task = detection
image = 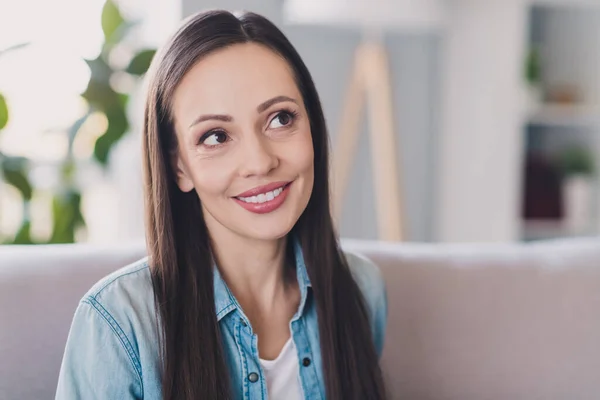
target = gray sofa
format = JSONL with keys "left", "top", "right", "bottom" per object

{"left": 1, "top": 237, "right": 600, "bottom": 399}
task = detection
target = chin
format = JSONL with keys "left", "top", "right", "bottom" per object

{"left": 242, "top": 218, "right": 297, "bottom": 242}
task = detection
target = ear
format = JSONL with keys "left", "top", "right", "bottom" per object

{"left": 172, "top": 152, "right": 195, "bottom": 193}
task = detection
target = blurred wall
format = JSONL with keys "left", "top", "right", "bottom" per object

{"left": 181, "top": 0, "right": 441, "bottom": 241}
{"left": 435, "top": 0, "right": 527, "bottom": 243}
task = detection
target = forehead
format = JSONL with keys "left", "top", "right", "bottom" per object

{"left": 172, "top": 43, "right": 300, "bottom": 121}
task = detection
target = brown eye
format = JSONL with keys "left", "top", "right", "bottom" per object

{"left": 269, "top": 111, "right": 294, "bottom": 129}
{"left": 201, "top": 130, "right": 229, "bottom": 146}
{"left": 214, "top": 132, "right": 228, "bottom": 143}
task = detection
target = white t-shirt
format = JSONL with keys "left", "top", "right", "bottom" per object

{"left": 259, "top": 338, "right": 304, "bottom": 400}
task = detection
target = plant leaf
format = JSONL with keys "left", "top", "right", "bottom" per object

{"left": 0, "top": 42, "right": 29, "bottom": 58}
{"left": 82, "top": 79, "right": 120, "bottom": 110}
{"left": 67, "top": 111, "right": 92, "bottom": 150}
{"left": 49, "top": 190, "right": 85, "bottom": 243}
{"left": 102, "top": 21, "right": 137, "bottom": 52}
{"left": 85, "top": 54, "right": 113, "bottom": 85}
{"left": 560, "top": 147, "right": 596, "bottom": 176}
{"left": 101, "top": 0, "right": 125, "bottom": 45}
{"left": 1, "top": 156, "right": 32, "bottom": 200}
{"left": 0, "top": 93, "right": 8, "bottom": 130}
{"left": 118, "top": 93, "right": 129, "bottom": 108}
{"left": 126, "top": 49, "right": 156, "bottom": 75}
{"left": 93, "top": 106, "right": 129, "bottom": 165}
{"left": 12, "top": 220, "right": 33, "bottom": 244}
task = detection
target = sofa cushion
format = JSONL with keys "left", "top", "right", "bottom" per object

{"left": 345, "top": 238, "right": 600, "bottom": 399}
{"left": 1, "top": 237, "right": 600, "bottom": 400}
{"left": 0, "top": 242, "right": 146, "bottom": 400}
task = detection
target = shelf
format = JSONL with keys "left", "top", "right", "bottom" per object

{"left": 531, "top": 0, "right": 600, "bottom": 8}
{"left": 526, "top": 104, "right": 600, "bottom": 127}
{"left": 521, "top": 219, "right": 597, "bottom": 240}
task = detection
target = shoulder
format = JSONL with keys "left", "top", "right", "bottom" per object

{"left": 343, "top": 251, "right": 388, "bottom": 356}
{"left": 84, "top": 256, "right": 152, "bottom": 303}
{"left": 77, "top": 256, "right": 157, "bottom": 351}
{"left": 58, "top": 258, "right": 154, "bottom": 397}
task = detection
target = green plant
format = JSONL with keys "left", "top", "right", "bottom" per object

{"left": 0, "top": 0, "right": 155, "bottom": 244}
{"left": 81, "top": 0, "right": 156, "bottom": 166}
{"left": 0, "top": 43, "right": 35, "bottom": 244}
{"left": 559, "top": 146, "right": 596, "bottom": 177}
{"left": 525, "top": 47, "right": 542, "bottom": 86}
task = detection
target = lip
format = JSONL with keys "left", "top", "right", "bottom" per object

{"left": 233, "top": 181, "right": 292, "bottom": 214}
{"left": 234, "top": 181, "right": 291, "bottom": 198}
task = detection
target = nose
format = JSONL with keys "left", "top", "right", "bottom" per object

{"left": 238, "top": 133, "right": 279, "bottom": 178}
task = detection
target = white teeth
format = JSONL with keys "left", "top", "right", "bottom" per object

{"left": 238, "top": 186, "right": 285, "bottom": 204}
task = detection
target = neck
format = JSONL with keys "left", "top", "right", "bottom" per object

{"left": 209, "top": 227, "right": 296, "bottom": 314}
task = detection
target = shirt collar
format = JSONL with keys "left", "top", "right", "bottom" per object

{"left": 213, "top": 236, "right": 312, "bottom": 322}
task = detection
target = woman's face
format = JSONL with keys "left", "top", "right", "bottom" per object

{"left": 171, "top": 43, "right": 314, "bottom": 242}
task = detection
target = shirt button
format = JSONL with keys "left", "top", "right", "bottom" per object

{"left": 302, "top": 357, "right": 311, "bottom": 367}
{"left": 248, "top": 372, "right": 259, "bottom": 383}
{"left": 239, "top": 318, "right": 247, "bottom": 327}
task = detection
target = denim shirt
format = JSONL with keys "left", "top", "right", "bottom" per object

{"left": 55, "top": 241, "right": 387, "bottom": 399}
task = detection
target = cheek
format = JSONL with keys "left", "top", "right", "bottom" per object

{"left": 290, "top": 130, "right": 314, "bottom": 174}
{"left": 190, "top": 157, "right": 235, "bottom": 197}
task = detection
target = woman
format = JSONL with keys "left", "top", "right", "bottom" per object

{"left": 56, "top": 10, "right": 387, "bottom": 400}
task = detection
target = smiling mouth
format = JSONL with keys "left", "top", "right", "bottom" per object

{"left": 235, "top": 182, "right": 291, "bottom": 204}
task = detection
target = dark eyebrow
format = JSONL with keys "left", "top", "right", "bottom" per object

{"left": 188, "top": 96, "right": 297, "bottom": 129}
{"left": 257, "top": 95, "right": 298, "bottom": 113}
{"left": 189, "top": 114, "right": 232, "bottom": 129}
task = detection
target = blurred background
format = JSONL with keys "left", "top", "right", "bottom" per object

{"left": 0, "top": 0, "right": 599, "bottom": 245}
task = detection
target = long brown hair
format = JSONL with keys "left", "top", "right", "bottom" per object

{"left": 142, "top": 10, "right": 386, "bottom": 400}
